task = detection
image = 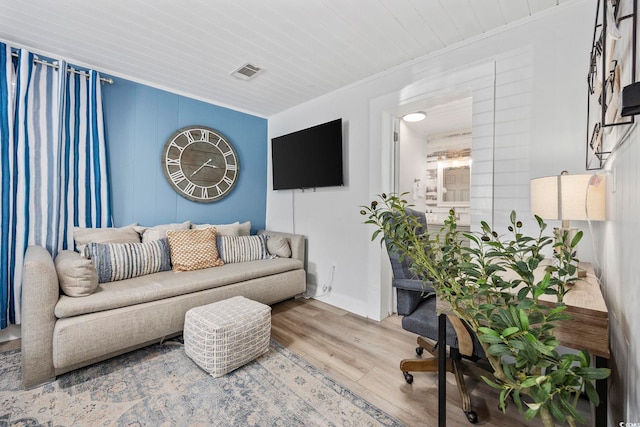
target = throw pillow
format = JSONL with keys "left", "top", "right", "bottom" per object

{"left": 55, "top": 250, "right": 99, "bottom": 297}
{"left": 166, "top": 228, "right": 224, "bottom": 272}
{"left": 266, "top": 236, "right": 292, "bottom": 258}
{"left": 237, "top": 221, "right": 251, "bottom": 236}
{"left": 134, "top": 221, "right": 191, "bottom": 243}
{"left": 192, "top": 221, "right": 251, "bottom": 236}
{"left": 73, "top": 224, "right": 140, "bottom": 254}
{"left": 218, "top": 235, "right": 269, "bottom": 263}
{"left": 83, "top": 237, "right": 172, "bottom": 283}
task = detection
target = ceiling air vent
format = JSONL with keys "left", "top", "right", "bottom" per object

{"left": 231, "top": 63, "right": 263, "bottom": 80}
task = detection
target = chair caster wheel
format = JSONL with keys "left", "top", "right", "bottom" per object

{"left": 415, "top": 346, "right": 424, "bottom": 356}
{"left": 403, "top": 372, "right": 413, "bottom": 384}
{"left": 464, "top": 411, "right": 478, "bottom": 424}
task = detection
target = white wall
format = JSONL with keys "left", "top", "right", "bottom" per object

{"left": 398, "top": 122, "right": 428, "bottom": 213}
{"left": 267, "top": 0, "right": 593, "bottom": 317}
{"left": 593, "top": 0, "right": 640, "bottom": 420}
{"left": 267, "top": 2, "right": 640, "bottom": 420}
{"left": 599, "top": 119, "right": 640, "bottom": 423}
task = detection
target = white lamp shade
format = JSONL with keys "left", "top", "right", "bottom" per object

{"left": 530, "top": 174, "right": 606, "bottom": 221}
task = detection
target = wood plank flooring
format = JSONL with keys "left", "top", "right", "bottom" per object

{"left": 271, "top": 297, "right": 590, "bottom": 427}
{"left": 0, "top": 297, "right": 590, "bottom": 426}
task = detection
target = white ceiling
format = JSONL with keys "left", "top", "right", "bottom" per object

{"left": 0, "top": 0, "right": 569, "bottom": 117}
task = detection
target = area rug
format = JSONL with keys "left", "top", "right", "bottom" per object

{"left": 0, "top": 339, "right": 403, "bottom": 426}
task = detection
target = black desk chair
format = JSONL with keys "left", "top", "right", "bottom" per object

{"left": 387, "top": 209, "right": 488, "bottom": 424}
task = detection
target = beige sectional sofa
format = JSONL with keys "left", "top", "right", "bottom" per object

{"left": 21, "top": 230, "right": 306, "bottom": 389}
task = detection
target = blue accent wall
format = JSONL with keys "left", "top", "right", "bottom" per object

{"left": 102, "top": 78, "right": 267, "bottom": 232}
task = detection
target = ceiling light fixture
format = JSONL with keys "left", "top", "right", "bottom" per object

{"left": 402, "top": 111, "right": 426, "bottom": 122}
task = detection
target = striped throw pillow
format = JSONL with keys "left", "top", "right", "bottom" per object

{"left": 84, "top": 238, "right": 172, "bottom": 283}
{"left": 218, "top": 235, "right": 269, "bottom": 263}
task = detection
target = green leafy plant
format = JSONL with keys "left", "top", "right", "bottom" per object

{"left": 361, "top": 193, "right": 610, "bottom": 427}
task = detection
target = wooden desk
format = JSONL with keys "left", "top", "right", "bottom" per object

{"left": 436, "top": 262, "right": 609, "bottom": 427}
{"left": 533, "top": 262, "right": 609, "bottom": 427}
{"left": 534, "top": 262, "right": 609, "bottom": 359}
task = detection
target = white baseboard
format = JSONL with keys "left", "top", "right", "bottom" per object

{"left": 311, "top": 292, "right": 369, "bottom": 319}
{"left": 0, "top": 324, "right": 21, "bottom": 343}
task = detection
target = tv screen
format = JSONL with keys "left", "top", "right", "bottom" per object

{"left": 271, "top": 118, "right": 343, "bottom": 190}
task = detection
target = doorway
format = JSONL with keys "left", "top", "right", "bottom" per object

{"left": 395, "top": 95, "right": 472, "bottom": 221}
{"left": 366, "top": 61, "right": 496, "bottom": 321}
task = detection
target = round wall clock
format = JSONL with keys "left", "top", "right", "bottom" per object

{"left": 161, "top": 125, "right": 239, "bottom": 203}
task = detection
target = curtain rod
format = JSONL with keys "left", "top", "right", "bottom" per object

{"left": 10, "top": 52, "right": 113, "bottom": 85}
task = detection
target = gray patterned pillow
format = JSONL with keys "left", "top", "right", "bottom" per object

{"left": 84, "top": 237, "right": 172, "bottom": 283}
{"left": 217, "top": 235, "right": 269, "bottom": 263}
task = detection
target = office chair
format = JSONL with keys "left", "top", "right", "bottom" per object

{"left": 386, "top": 209, "right": 490, "bottom": 424}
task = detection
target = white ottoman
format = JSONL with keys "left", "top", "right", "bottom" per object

{"left": 184, "top": 296, "right": 271, "bottom": 377}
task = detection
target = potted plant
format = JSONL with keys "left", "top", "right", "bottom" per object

{"left": 361, "top": 193, "right": 610, "bottom": 427}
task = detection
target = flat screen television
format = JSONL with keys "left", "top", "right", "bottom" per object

{"left": 271, "top": 118, "right": 343, "bottom": 190}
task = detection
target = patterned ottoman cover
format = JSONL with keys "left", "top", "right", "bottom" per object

{"left": 184, "top": 296, "right": 271, "bottom": 377}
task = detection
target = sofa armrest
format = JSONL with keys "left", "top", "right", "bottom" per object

{"left": 21, "top": 245, "right": 59, "bottom": 388}
{"left": 257, "top": 230, "right": 306, "bottom": 264}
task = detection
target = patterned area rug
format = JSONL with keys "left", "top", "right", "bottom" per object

{"left": 0, "top": 339, "right": 403, "bottom": 426}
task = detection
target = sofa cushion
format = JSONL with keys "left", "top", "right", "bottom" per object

{"left": 73, "top": 224, "right": 140, "bottom": 254}
{"left": 166, "top": 228, "right": 224, "bottom": 271}
{"left": 55, "top": 250, "right": 99, "bottom": 297}
{"left": 54, "top": 257, "right": 304, "bottom": 318}
{"left": 192, "top": 221, "right": 251, "bottom": 236}
{"left": 218, "top": 235, "right": 269, "bottom": 263}
{"left": 84, "top": 238, "right": 172, "bottom": 283}
{"left": 134, "top": 221, "right": 191, "bottom": 243}
{"left": 266, "top": 236, "right": 292, "bottom": 258}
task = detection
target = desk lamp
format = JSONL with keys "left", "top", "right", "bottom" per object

{"left": 530, "top": 171, "right": 606, "bottom": 258}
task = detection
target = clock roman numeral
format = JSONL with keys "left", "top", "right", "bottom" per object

{"left": 170, "top": 141, "right": 185, "bottom": 152}
{"left": 169, "top": 169, "right": 186, "bottom": 185}
{"left": 222, "top": 150, "right": 234, "bottom": 158}
{"left": 226, "top": 163, "right": 237, "bottom": 171}
{"left": 199, "top": 129, "right": 209, "bottom": 141}
{"left": 201, "top": 186, "right": 209, "bottom": 199}
{"left": 222, "top": 176, "right": 234, "bottom": 187}
{"left": 166, "top": 158, "right": 180, "bottom": 166}
{"left": 183, "top": 181, "right": 196, "bottom": 196}
{"left": 185, "top": 131, "right": 196, "bottom": 144}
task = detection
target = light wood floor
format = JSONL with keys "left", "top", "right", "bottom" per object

{"left": 271, "top": 297, "right": 590, "bottom": 427}
{"left": 1, "top": 297, "right": 589, "bottom": 426}
{"left": 0, "top": 338, "right": 20, "bottom": 352}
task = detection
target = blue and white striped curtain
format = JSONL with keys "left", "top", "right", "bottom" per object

{"left": 60, "top": 68, "right": 112, "bottom": 247}
{"left": 0, "top": 43, "right": 111, "bottom": 329}
{"left": 0, "top": 44, "right": 15, "bottom": 330}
